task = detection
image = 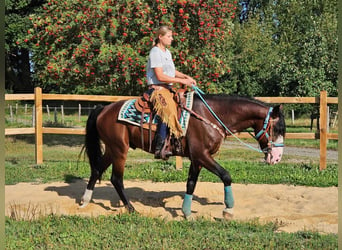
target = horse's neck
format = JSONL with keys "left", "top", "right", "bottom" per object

{"left": 210, "top": 99, "right": 267, "bottom": 133}
{"left": 231, "top": 103, "right": 267, "bottom": 133}
{"left": 194, "top": 96, "right": 268, "bottom": 133}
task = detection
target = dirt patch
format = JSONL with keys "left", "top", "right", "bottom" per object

{"left": 5, "top": 179, "right": 337, "bottom": 234}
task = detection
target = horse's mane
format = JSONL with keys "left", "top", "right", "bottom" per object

{"left": 197, "top": 93, "right": 286, "bottom": 136}
{"left": 200, "top": 93, "right": 269, "bottom": 107}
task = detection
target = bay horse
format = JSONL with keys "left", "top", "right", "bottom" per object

{"left": 81, "top": 93, "right": 286, "bottom": 218}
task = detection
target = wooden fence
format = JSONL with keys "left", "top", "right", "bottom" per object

{"left": 5, "top": 87, "right": 338, "bottom": 170}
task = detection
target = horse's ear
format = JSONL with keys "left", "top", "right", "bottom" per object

{"left": 271, "top": 105, "right": 283, "bottom": 118}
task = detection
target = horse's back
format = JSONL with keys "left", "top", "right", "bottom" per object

{"left": 96, "top": 101, "right": 130, "bottom": 143}
{"left": 97, "top": 100, "right": 125, "bottom": 122}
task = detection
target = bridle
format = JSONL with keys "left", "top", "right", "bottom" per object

{"left": 188, "top": 86, "right": 285, "bottom": 154}
{"left": 254, "top": 107, "right": 284, "bottom": 154}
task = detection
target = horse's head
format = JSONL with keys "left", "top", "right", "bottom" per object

{"left": 255, "top": 105, "right": 286, "bottom": 164}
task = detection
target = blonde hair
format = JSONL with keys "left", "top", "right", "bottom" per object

{"left": 153, "top": 26, "right": 173, "bottom": 46}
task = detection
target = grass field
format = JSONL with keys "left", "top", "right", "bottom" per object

{"left": 6, "top": 214, "right": 337, "bottom": 249}
{"left": 5, "top": 134, "right": 338, "bottom": 186}
{"left": 5, "top": 133, "right": 338, "bottom": 249}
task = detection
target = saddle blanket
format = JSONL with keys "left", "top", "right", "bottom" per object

{"left": 118, "top": 91, "right": 194, "bottom": 135}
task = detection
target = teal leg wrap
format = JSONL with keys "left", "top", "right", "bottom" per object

{"left": 182, "top": 194, "right": 193, "bottom": 217}
{"left": 224, "top": 186, "right": 234, "bottom": 208}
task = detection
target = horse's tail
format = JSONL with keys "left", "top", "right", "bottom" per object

{"left": 85, "top": 105, "right": 105, "bottom": 170}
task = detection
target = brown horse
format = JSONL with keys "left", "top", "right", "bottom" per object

{"left": 81, "top": 93, "right": 286, "bottom": 218}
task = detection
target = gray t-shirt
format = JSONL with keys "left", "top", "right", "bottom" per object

{"left": 146, "top": 47, "right": 175, "bottom": 85}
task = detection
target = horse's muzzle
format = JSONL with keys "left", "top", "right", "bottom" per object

{"left": 265, "top": 146, "right": 283, "bottom": 164}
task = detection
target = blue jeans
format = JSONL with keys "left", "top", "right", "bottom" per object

{"left": 157, "top": 118, "right": 168, "bottom": 140}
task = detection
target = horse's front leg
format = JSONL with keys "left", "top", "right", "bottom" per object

{"left": 182, "top": 161, "right": 201, "bottom": 219}
{"left": 194, "top": 154, "right": 235, "bottom": 219}
{"left": 206, "top": 158, "right": 235, "bottom": 219}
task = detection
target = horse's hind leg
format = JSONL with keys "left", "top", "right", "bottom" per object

{"left": 80, "top": 150, "right": 111, "bottom": 207}
{"left": 110, "top": 157, "right": 135, "bottom": 213}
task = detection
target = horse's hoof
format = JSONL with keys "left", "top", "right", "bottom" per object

{"left": 129, "top": 209, "right": 138, "bottom": 214}
{"left": 223, "top": 208, "right": 234, "bottom": 220}
{"left": 80, "top": 189, "right": 93, "bottom": 208}
{"left": 126, "top": 205, "right": 136, "bottom": 214}
{"left": 184, "top": 214, "right": 194, "bottom": 221}
{"left": 79, "top": 199, "right": 89, "bottom": 208}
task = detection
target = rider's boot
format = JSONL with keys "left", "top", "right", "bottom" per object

{"left": 154, "top": 122, "right": 172, "bottom": 159}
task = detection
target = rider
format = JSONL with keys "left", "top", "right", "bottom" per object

{"left": 146, "top": 26, "right": 196, "bottom": 159}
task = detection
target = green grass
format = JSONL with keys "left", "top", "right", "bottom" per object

{"left": 6, "top": 214, "right": 337, "bottom": 250}
{"left": 5, "top": 158, "right": 338, "bottom": 187}
{"left": 5, "top": 135, "right": 337, "bottom": 187}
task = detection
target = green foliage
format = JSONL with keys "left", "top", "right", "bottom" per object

{"left": 6, "top": 214, "right": 337, "bottom": 249}
{"left": 5, "top": 0, "right": 37, "bottom": 50}
{"left": 270, "top": 0, "right": 337, "bottom": 97}
{"left": 5, "top": 0, "right": 45, "bottom": 92}
{"left": 218, "top": 0, "right": 337, "bottom": 97}
{"left": 218, "top": 16, "right": 278, "bottom": 95}
{"left": 22, "top": 0, "right": 237, "bottom": 95}
{"left": 7, "top": 1, "right": 338, "bottom": 97}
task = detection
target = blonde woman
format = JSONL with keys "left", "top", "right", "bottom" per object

{"left": 146, "top": 26, "right": 196, "bottom": 159}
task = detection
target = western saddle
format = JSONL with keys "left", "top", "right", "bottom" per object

{"left": 134, "top": 87, "right": 188, "bottom": 155}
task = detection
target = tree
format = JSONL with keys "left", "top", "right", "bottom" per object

{"left": 272, "top": 0, "right": 337, "bottom": 97}
{"left": 9, "top": 0, "right": 337, "bottom": 98}
{"left": 21, "top": 0, "right": 237, "bottom": 95}
{"left": 217, "top": 15, "right": 279, "bottom": 96}
{"left": 223, "top": 0, "right": 337, "bottom": 97}
{"left": 5, "top": 0, "right": 46, "bottom": 93}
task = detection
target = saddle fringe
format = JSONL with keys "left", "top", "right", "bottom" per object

{"left": 150, "top": 88, "right": 183, "bottom": 138}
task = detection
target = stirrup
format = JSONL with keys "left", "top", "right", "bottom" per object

{"left": 172, "top": 137, "right": 183, "bottom": 154}
{"left": 154, "top": 149, "right": 172, "bottom": 160}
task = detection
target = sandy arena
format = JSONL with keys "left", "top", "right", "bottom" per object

{"left": 5, "top": 179, "right": 337, "bottom": 234}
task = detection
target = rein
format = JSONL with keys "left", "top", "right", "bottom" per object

{"left": 181, "top": 105, "right": 225, "bottom": 138}
{"left": 190, "top": 86, "right": 284, "bottom": 154}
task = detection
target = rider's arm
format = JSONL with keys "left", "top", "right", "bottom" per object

{"left": 154, "top": 68, "right": 196, "bottom": 87}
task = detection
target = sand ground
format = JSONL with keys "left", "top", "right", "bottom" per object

{"left": 5, "top": 179, "right": 337, "bottom": 234}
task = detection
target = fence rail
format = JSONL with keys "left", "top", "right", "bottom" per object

{"left": 5, "top": 88, "right": 338, "bottom": 170}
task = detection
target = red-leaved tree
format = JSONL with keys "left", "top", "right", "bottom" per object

{"left": 21, "top": 0, "right": 237, "bottom": 94}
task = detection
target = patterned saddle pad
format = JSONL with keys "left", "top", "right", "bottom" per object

{"left": 118, "top": 91, "right": 194, "bottom": 134}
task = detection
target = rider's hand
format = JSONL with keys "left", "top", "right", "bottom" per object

{"left": 184, "top": 76, "right": 196, "bottom": 87}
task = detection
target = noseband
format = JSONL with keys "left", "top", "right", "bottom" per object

{"left": 254, "top": 107, "right": 284, "bottom": 153}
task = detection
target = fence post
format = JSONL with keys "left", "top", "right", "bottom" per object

{"left": 61, "top": 105, "right": 64, "bottom": 123}
{"left": 35, "top": 87, "right": 43, "bottom": 165}
{"left": 176, "top": 156, "right": 182, "bottom": 170}
{"left": 54, "top": 107, "right": 58, "bottom": 123}
{"left": 78, "top": 104, "right": 81, "bottom": 122}
{"left": 32, "top": 106, "right": 35, "bottom": 127}
{"left": 9, "top": 105, "right": 13, "bottom": 121}
{"left": 319, "top": 90, "right": 327, "bottom": 170}
{"left": 46, "top": 105, "right": 50, "bottom": 119}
